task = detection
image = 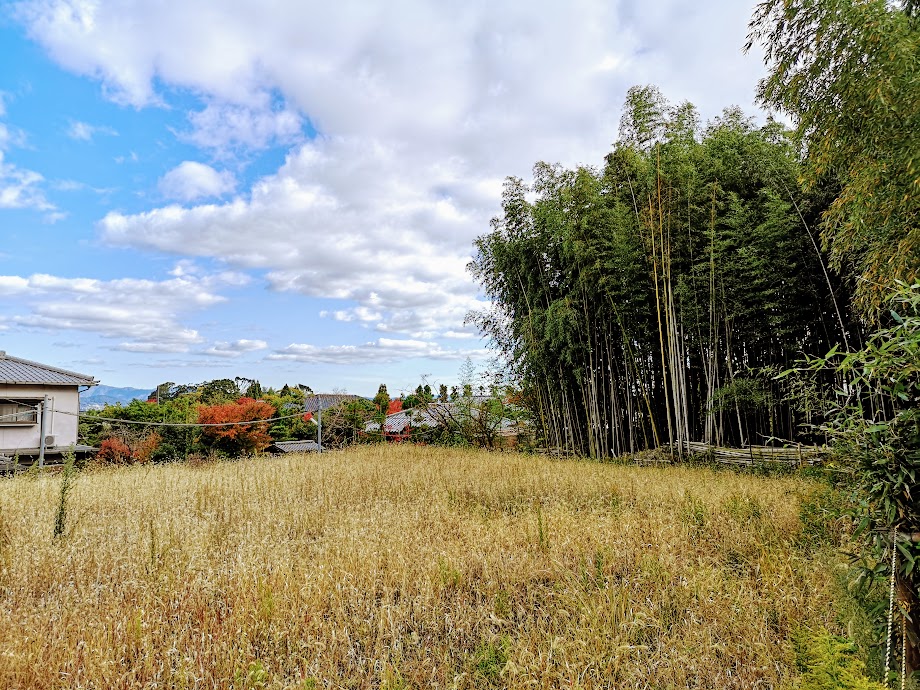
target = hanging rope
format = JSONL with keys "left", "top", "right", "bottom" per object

{"left": 885, "top": 527, "right": 899, "bottom": 686}
{"left": 901, "top": 615, "right": 907, "bottom": 690}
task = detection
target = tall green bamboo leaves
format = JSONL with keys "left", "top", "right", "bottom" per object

{"left": 790, "top": 283, "right": 920, "bottom": 673}
{"left": 748, "top": 0, "right": 920, "bottom": 318}
{"left": 470, "top": 89, "right": 854, "bottom": 456}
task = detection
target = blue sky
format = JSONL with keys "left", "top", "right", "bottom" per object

{"left": 0, "top": 0, "right": 765, "bottom": 397}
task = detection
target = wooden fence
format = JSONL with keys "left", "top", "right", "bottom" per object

{"left": 676, "top": 441, "right": 828, "bottom": 467}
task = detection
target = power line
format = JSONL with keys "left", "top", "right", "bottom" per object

{"left": 0, "top": 398, "right": 40, "bottom": 408}
{"left": 56, "top": 409, "right": 310, "bottom": 428}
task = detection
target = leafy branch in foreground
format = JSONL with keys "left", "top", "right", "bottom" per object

{"left": 784, "top": 283, "right": 920, "bottom": 677}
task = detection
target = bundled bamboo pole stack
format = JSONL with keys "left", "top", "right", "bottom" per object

{"left": 679, "top": 441, "right": 827, "bottom": 466}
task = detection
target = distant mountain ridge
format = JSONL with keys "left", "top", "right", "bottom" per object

{"left": 80, "top": 385, "right": 150, "bottom": 411}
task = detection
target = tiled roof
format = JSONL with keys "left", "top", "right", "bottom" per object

{"left": 303, "top": 394, "right": 362, "bottom": 413}
{"left": 270, "top": 440, "right": 319, "bottom": 453}
{"left": 365, "top": 402, "right": 524, "bottom": 435}
{"left": 366, "top": 404, "right": 456, "bottom": 433}
{"left": 0, "top": 351, "right": 98, "bottom": 386}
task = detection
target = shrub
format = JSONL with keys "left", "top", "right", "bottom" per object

{"left": 96, "top": 438, "right": 133, "bottom": 464}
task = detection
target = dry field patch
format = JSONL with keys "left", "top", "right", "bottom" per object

{"left": 0, "top": 446, "right": 848, "bottom": 688}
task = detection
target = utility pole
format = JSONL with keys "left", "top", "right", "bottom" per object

{"left": 38, "top": 394, "right": 49, "bottom": 468}
{"left": 305, "top": 395, "right": 324, "bottom": 454}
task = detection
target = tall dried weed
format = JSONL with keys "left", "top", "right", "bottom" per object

{"left": 0, "top": 445, "right": 864, "bottom": 688}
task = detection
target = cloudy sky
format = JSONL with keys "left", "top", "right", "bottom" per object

{"left": 0, "top": 0, "right": 766, "bottom": 396}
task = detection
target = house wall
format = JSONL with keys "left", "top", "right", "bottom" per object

{"left": 0, "top": 384, "right": 80, "bottom": 453}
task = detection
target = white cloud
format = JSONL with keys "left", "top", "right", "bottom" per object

{"left": 442, "top": 330, "right": 478, "bottom": 340}
{"left": 158, "top": 161, "right": 236, "bottom": 202}
{"left": 0, "top": 105, "right": 53, "bottom": 212}
{"left": 67, "top": 120, "right": 117, "bottom": 141}
{"left": 0, "top": 150, "right": 53, "bottom": 211}
{"left": 17, "top": 0, "right": 767, "bottom": 342}
{"left": 269, "top": 338, "right": 484, "bottom": 366}
{"left": 101, "top": 137, "right": 490, "bottom": 337}
{"left": 205, "top": 339, "right": 268, "bottom": 358}
{"left": 114, "top": 151, "right": 139, "bottom": 164}
{"left": 0, "top": 268, "right": 248, "bottom": 352}
{"left": 181, "top": 100, "right": 302, "bottom": 154}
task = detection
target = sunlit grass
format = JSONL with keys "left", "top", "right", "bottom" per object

{"left": 0, "top": 445, "right": 852, "bottom": 688}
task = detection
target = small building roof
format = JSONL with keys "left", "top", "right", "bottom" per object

{"left": 0, "top": 351, "right": 98, "bottom": 387}
{"left": 366, "top": 405, "right": 453, "bottom": 434}
{"left": 269, "top": 440, "right": 319, "bottom": 453}
{"left": 303, "top": 393, "right": 362, "bottom": 413}
{"left": 366, "top": 402, "right": 525, "bottom": 435}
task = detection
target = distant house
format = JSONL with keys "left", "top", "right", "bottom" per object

{"left": 267, "top": 440, "right": 320, "bottom": 454}
{"left": 365, "top": 406, "right": 445, "bottom": 442}
{"left": 366, "top": 401, "right": 527, "bottom": 448}
{"left": 0, "top": 351, "right": 98, "bottom": 460}
{"left": 302, "top": 394, "right": 362, "bottom": 419}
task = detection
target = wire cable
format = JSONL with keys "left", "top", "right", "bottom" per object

{"left": 56, "top": 409, "right": 310, "bottom": 428}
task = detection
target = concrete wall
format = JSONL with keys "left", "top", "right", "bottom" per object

{"left": 0, "top": 385, "right": 80, "bottom": 453}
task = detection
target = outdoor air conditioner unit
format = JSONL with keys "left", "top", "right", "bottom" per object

{"left": 44, "top": 435, "right": 55, "bottom": 447}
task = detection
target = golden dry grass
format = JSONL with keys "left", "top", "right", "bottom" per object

{"left": 0, "top": 445, "right": 847, "bottom": 689}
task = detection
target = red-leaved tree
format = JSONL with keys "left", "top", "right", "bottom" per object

{"left": 197, "top": 397, "right": 275, "bottom": 456}
{"left": 96, "top": 437, "right": 133, "bottom": 464}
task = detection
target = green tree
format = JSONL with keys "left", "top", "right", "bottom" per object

{"left": 243, "top": 379, "right": 263, "bottom": 399}
{"left": 80, "top": 396, "right": 199, "bottom": 461}
{"left": 748, "top": 0, "right": 920, "bottom": 318}
{"left": 320, "top": 399, "right": 377, "bottom": 448}
{"left": 403, "top": 384, "right": 434, "bottom": 409}
{"left": 469, "top": 87, "right": 855, "bottom": 457}
{"left": 373, "top": 384, "right": 390, "bottom": 417}
{"left": 198, "top": 378, "right": 242, "bottom": 405}
{"left": 261, "top": 386, "right": 314, "bottom": 442}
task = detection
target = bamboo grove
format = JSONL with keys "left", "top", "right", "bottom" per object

{"left": 470, "top": 88, "right": 858, "bottom": 458}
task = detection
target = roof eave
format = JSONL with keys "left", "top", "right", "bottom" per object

{"left": 0, "top": 379, "right": 99, "bottom": 387}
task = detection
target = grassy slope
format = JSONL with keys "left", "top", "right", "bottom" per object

{"left": 0, "top": 446, "right": 853, "bottom": 689}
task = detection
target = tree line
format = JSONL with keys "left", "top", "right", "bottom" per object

{"left": 79, "top": 361, "right": 525, "bottom": 461}
{"left": 471, "top": 89, "right": 857, "bottom": 458}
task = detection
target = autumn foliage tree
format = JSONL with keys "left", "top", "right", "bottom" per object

{"left": 96, "top": 437, "right": 133, "bottom": 464}
{"left": 197, "top": 397, "right": 275, "bottom": 456}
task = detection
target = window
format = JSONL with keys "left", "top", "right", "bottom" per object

{"left": 0, "top": 400, "right": 39, "bottom": 425}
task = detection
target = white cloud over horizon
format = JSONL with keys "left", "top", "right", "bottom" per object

{"left": 205, "top": 339, "right": 269, "bottom": 358}
{"left": 269, "top": 337, "right": 487, "bottom": 366}
{"left": 0, "top": 269, "right": 248, "bottom": 353}
{"left": 5, "top": 0, "right": 767, "bottom": 386}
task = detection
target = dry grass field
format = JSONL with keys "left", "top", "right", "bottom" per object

{"left": 0, "top": 446, "right": 859, "bottom": 689}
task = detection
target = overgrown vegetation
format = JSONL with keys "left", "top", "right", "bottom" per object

{"left": 0, "top": 446, "right": 879, "bottom": 688}
{"left": 784, "top": 284, "right": 920, "bottom": 675}
{"left": 470, "top": 91, "right": 855, "bottom": 457}
{"left": 467, "top": 1, "right": 919, "bottom": 679}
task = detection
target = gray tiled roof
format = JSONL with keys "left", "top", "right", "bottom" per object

{"left": 366, "top": 405, "right": 454, "bottom": 433}
{"left": 270, "top": 440, "right": 319, "bottom": 453}
{"left": 365, "top": 402, "right": 523, "bottom": 434}
{"left": 0, "top": 351, "right": 98, "bottom": 386}
{"left": 303, "top": 394, "right": 362, "bottom": 413}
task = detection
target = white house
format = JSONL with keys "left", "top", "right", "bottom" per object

{"left": 0, "top": 351, "right": 98, "bottom": 460}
